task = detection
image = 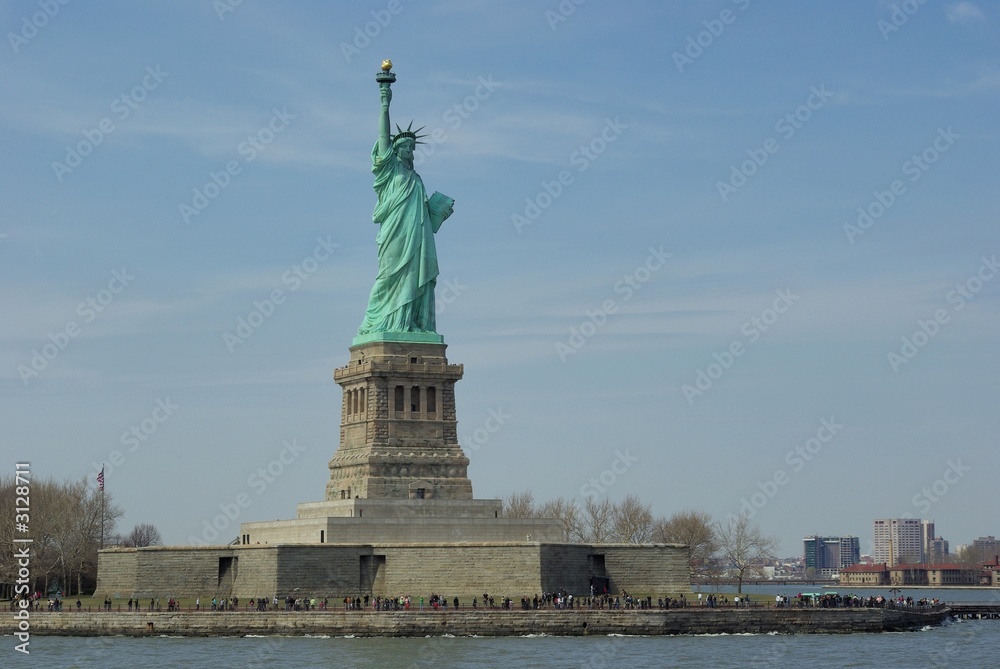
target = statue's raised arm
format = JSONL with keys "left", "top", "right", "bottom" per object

{"left": 377, "top": 76, "right": 392, "bottom": 156}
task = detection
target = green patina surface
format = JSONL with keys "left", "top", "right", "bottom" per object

{"left": 352, "top": 331, "right": 444, "bottom": 346}
{"left": 355, "top": 66, "right": 454, "bottom": 346}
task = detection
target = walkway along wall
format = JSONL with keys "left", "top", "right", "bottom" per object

{"left": 8, "top": 607, "right": 951, "bottom": 637}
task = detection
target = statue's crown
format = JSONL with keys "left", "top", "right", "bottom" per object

{"left": 392, "top": 121, "right": 426, "bottom": 145}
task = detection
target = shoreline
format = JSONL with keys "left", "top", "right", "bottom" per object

{"left": 3, "top": 607, "right": 950, "bottom": 638}
{"left": 821, "top": 585, "right": 1000, "bottom": 590}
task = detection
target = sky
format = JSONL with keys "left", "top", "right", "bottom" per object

{"left": 1, "top": 0, "right": 998, "bottom": 559}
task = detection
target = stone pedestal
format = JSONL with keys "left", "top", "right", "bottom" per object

{"left": 117, "top": 338, "right": 688, "bottom": 594}
{"left": 238, "top": 337, "right": 567, "bottom": 546}
{"left": 325, "top": 340, "right": 473, "bottom": 502}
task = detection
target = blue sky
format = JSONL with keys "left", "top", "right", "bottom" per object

{"left": 2, "top": 0, "right": 997, "bottom": 558}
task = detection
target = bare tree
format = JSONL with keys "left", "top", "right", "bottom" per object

{"left": 0, "top": 475, "right": 122, "bottom": 597}
{"left": 716, "top": 513, "right": 779, "bottom": 593}
{"left": 502, "top": 490, "right": 536, "bottom": 518}
{"left": 537, "top": 497, "right": 585, "bottom": 542}
{"left": 610, "top": 494, "right": 654, "bottom": 543}
{"left": 119, "top": 523, "right": 163, "bottom": 547}
{"left": 581, "top": 497, "right": 614, "bottom": 543}
{"left": 50, "top": 478, "right": 85, "bottom": 596}
{"left": 653, "top": 509, "right": 719, "bottom": 578}
{"left": 0, "top": 478, "right": 16, "bottom": 599}
{"left": 65, "top": 479, "right": 103, "bottom": 594}
{"left": 54, "top": 476, "right": 123, "bottom": 595}
{"left": 498, "top": 490, "right": 662, "bottom": 546}
{"left": 23, "top": 477, "right": 64, "bottom": 596}
{"left": 954, "top": 545, "right": 982, "bottom": 569}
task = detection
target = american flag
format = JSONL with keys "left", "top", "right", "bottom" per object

{"left": 97, "top": 466, "right": 104, "bottom": 492}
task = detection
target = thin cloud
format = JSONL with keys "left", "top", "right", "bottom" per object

{"left": 946, "top": 2, "right": 986, "bottom": 25}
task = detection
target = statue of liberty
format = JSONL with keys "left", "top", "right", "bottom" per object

{"left": 356, "top": 61, "right": 454, "bottom": 342}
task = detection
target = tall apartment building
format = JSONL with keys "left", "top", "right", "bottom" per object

{"left": 920, "top": 520, "right": 951, "bottom": 563}
{"left": 804, "top": 535, "right": 861, "bottom": 577}
{"left": 973, "top": 536, "right": 1000, "bottom": 562}
{"left": 928, "top": 537, "right": 950, "bottom": 563}
{"left": 921, "top": 520, "right": 935, "bottom": 559}
{"left": 873, "top": 518, "right": 924, "bottom": 565}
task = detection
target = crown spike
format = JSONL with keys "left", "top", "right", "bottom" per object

{"left": 391, "top": 120, "right": 428, "bottom": 145}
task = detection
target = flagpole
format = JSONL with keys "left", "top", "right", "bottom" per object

{"left": 100, "top": 464, "right": 105, "bottom": 550}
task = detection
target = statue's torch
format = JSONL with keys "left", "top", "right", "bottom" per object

{"left": 376, "top": 59, "right": 396, "bottom": 85}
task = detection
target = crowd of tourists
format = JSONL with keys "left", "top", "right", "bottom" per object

{"left": 14, "top": 590, "right": 944, "bottom": 613}
{"left": 781, "top": 593, "right": 941, "bottom": 609}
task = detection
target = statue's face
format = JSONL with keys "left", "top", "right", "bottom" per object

{"left": 395, "top": 139, "right": 415, "bottom": 162}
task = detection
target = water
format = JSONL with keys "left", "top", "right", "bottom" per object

{"left": 6, "top": 620, "right": 999, "bottom": 669}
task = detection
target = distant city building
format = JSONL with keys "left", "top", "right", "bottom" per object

{"left": 803, "top": 535, "right": 861, "bottom": 577}
{"left": 923, "top": 564, "right": 979, "bottom": 586}
{"left": 839, "top": 563, "right": 888, "bottom": 586}
{"left": 972, "top": 536, "right": 1000, "bottom": 562}
{"left": 873, "top": 519, "right": 924, "bottom": 565}
{"left": 928, "top": 536, "right": 950, "bottom": 563}
{"left": 839, "top": 563, "right": 979, "bottom": 587}
{"left": 983, "top": 557, "right": 1000, "bottom": 587}
{"left": 921, "top": 520, "right": 935, "bottom": 560}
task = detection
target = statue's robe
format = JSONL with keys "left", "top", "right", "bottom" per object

{"left": 358, "top": 141, "right": 438, "bottom": 334}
